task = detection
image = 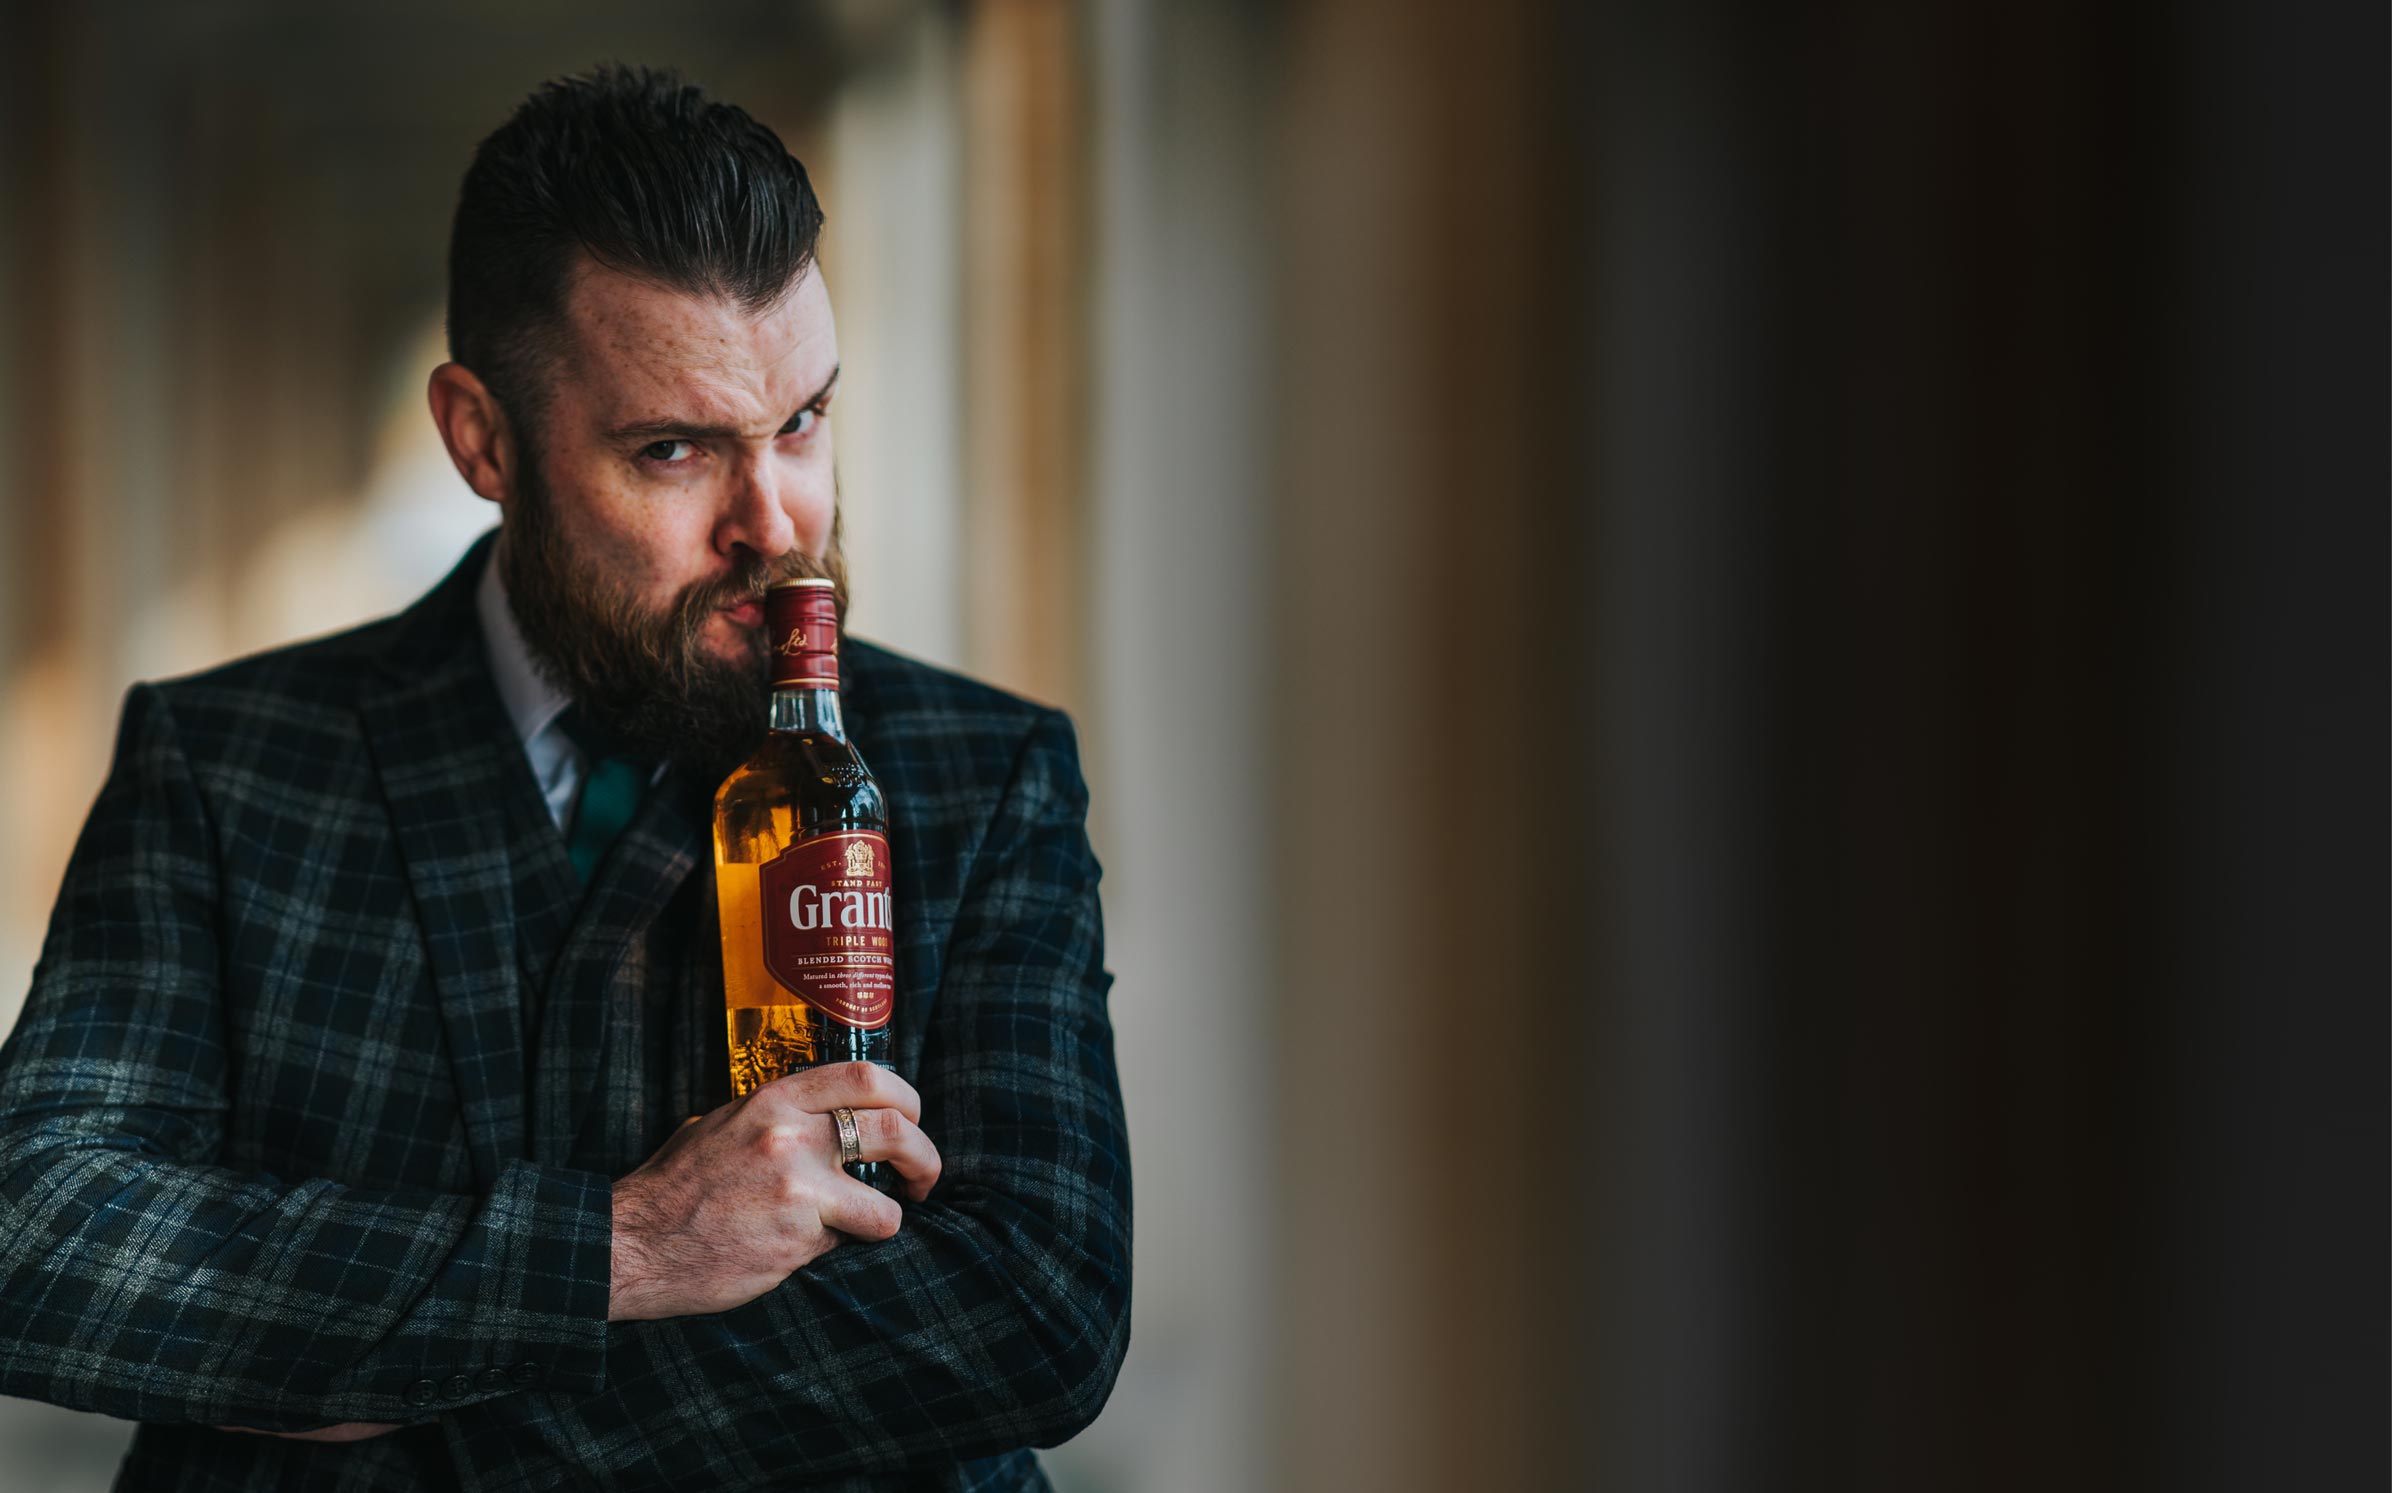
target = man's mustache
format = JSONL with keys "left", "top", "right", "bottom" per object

{"left": 675, "top": 551, "right": 833, "bottom": 624}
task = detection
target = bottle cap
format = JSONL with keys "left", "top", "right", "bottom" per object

{"left": 764, "top": 582, "right": 840, "bottom": 688}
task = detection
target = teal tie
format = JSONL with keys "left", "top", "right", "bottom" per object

{"left": 558, "top": 708, "right": 650, "bottom": 883}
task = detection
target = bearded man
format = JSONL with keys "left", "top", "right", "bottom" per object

{"left": 0, "top": 66, "right": 1130, "bottom": 1492}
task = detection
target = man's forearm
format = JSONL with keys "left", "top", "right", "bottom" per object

{"left": 0, "top": 1128, "right": 613, "bottom": 1427}
{"left": 448, "top": 1175, "right": 1132, "bottom": 1488}
{"left": 446, "top": 1010, "right": 1132, "bottom": 1489}
{"left": 0, "top": 684, "right": 618, "bottom": 1429}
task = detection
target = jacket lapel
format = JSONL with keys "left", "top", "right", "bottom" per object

{"left": 357, "top": 533, "right": 534, "bottom": 1184}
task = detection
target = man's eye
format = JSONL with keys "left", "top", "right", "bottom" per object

{"left": 640, "top": 439, "right": 696, "bottom": 464}
{"left": 781, "top": 408, "right": 818, "bottom": 439}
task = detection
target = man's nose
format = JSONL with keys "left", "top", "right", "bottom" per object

{"left": 716, "top": 451, "right": 797, "bottom": 560}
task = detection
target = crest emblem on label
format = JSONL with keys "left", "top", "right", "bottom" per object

{"left": 757, "top": 830, "right": 895, "bottom": 1029}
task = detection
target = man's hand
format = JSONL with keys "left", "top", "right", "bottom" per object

{"left": 217, "top": 1422, "right": 401, "bottom": 1443}
{"left": 607, "top": 1062, "right": 942, "bottom": 1322}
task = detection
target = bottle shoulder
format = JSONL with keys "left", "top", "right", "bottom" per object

{"left": 715, "top": 730, "right": 886, "bottom": 826}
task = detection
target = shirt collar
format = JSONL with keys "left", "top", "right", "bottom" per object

{"left": 475, "top": 539, "right": 574, "bottom": 752}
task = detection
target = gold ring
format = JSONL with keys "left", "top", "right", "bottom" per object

{"left": 832, "top": 1107, "right": 863, "bottom": 1168}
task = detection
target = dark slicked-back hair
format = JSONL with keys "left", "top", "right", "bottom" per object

{"left": 447, "top": 64, "right": 824, "bottom": 447}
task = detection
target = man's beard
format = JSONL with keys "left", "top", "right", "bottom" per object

{"left": 498, "top": 455, "right": 848, "bottom": 787}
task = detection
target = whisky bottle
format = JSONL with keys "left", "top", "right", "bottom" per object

{"left": 713, "top": 578, "right": 893, "bottom": 1187}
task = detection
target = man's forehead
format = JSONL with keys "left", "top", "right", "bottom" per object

{"left": 557, "top": 259, "right": 834, "bottom": 420}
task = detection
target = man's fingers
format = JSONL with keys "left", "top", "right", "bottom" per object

{"left": 817, "top": 1175, "right": 904, "bottom": 1242}
{"left": 615, "top": 1073, "right": 930, "bottom": 1321}
{"left": 851, "top": 1108, "right": 943, "bottom": 1202}
{"left": 770, "top": 1061, "right": 922, "bottom": 1124}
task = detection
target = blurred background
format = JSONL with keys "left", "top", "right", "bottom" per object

{"left": 0, "top": 0, "right": 2381, "bottom": 1489}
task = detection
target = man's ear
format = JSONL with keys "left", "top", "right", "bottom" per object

{"left": 427, "top": 362, "right": 520, "bottom": 507}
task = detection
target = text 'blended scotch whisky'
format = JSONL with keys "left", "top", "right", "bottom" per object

{"left": 713, "top": 578, "right": 893, "bottom": 1185}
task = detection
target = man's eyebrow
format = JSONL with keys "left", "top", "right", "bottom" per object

{"left": 605, "top": 364, "right": 842, "bottom": 443}
{"left": 778, "top": 364, "right": 841, "bottom": 432}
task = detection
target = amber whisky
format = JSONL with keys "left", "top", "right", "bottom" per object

{"left": 713, "top": 578, "right": 893, "bottom": 1183}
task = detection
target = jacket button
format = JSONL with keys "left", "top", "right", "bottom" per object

{"left": 443, "top": 1374, "right": 473, "bottom": 1399}
{"left": 477, "top": 1367, "right": 509, "bottom": 1390}
{"left": 404, "top": 1380, "right": 437, "bottom": 1408}
{"left": 509, "top": 1361, "right": 543, "bottom": 1386}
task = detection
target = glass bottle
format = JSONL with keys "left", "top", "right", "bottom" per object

{"left": 712, "top": 578, "right": 892, "bottom": 1186}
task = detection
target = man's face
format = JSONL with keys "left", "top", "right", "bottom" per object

{"left": 497, "top": 258, "right": 844, "bottom": 777}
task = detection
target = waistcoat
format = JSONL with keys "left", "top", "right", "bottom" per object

{"left": 502, "top": 766, "right": 732, "bottom": 1177}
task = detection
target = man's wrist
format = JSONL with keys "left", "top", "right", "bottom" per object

{"left": 607, "top": 1181, "right": 649, "bottom": 1322}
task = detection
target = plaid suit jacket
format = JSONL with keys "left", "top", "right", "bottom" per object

{"left": 0, "top": 536, "right": 1132, "bottom": 1490}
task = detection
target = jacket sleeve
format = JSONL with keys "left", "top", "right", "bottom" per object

{"left": 0, "top": 685, "right": 614, "bottom": 1429}
{"left": 447, "top": 707, "right": 1134, "bottom": 1488}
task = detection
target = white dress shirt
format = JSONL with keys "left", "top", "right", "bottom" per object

{"left": 476, "top": 550, "right": 586, "bottom": 832}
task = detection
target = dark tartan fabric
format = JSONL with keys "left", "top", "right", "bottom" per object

{"left": 0, "top": 535, "right": 1132, "bottom": 1490}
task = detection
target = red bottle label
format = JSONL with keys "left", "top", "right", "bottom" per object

{"left": 757, "top": 831, "right": 895, "bottom": 1029}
